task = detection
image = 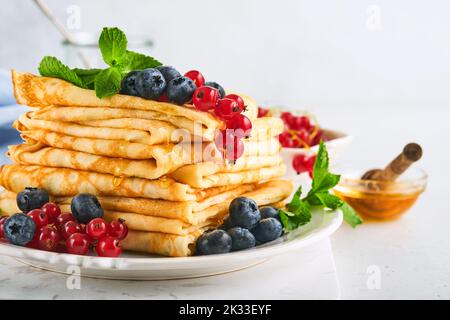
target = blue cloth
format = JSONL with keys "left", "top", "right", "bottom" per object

{"left": 0, "top": 69, "right": 15, "bottom": 106}
{"left": 0, "top": 69, "right": 25, "bottom": 164}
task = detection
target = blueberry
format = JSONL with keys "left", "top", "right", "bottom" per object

{"left": 218, "top": 217, "right": 233, "bottom": 230}
{"left": 166, "top": 76, "right": 197, "bottom": 105}
{"left": 156, "top": 66, "right": 181, "bottom": 83}
{"left": 260, "top": 206, "right": 280, "bottom": 221}
{"left": 196, "top": 229, "right": 232, "bottom": 255}
{"left": 227, "top": 227, "right": 256, "bottom": 251}
{"left": 16, "top": 187, "right": 49, "bottom": 213}
{"left": 229, "top": 197, "right": 260, "bottom": 229}
{"left": 251, "top": 217, "right": 283, "bottom": 244}
{"left": 135, "top": 68, "right": 166, "bottom": 100}
{"left": 71, "top": 193, "right": 103, "bottom": 224}
{"left": 120, "top": 70, "right": 140, "bottom": 96}
{"left": 205, "top": 81, "right": 225, "bottom": 98}
{"left": 3, "top": 213, "right": 35, "bottom": 246}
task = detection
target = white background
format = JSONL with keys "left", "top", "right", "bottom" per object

{"left": 0, "top": 0, "right": 450, "bottom": 299}
{"left": 1, "top": 0, "right": 450, "bottom": 109}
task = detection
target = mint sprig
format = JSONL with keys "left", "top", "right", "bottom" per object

{"left": 38, "top": 27, "right": 162, "bottom": 98}
{"left": 279, "top": 141, "right": 362, "bottom": 230}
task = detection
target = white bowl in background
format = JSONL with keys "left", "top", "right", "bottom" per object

{"left": 281, "top": 129, "right": 352, "bottom": 179}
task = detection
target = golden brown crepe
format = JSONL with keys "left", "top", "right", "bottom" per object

{"left": 8, "top": 140, "right": 282, "bottom": 182}
{"left": 14, "top": 124, "right": 280, "bottom": 163}
{"left": 122, "top": 200, "right": 288, "bottom": 257}
{"left": 12, "top": 71, "right": 225, "bottom": 132}
{"left": 0, "top": 164, "right": 196, "bottom": 201}
{"left": 7, "top": 142, "right": 190, "bottom": 180}
{"left": 56, "top": 184, "right": 257, "bottom": 224}
{"left": 17, "top": 112, "right": 176, "bottom": 146}
{"left": 121, "top": 230, "right": 202, "bottom": 257}
{"left": 22, "top": 109, "right": 283, "bottom": 143}
{"left": 170, "top": 162, "right": 286, "bottom": 188}
{"left": 0, "top": 164, "right": 286, "bottom": 201}
{"left": 0, "top": 180, "right": 292, "bottom": 236}
{"left": 168, "top": 155, "right": 282, "bottom": 188}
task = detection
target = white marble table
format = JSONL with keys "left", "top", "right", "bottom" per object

{"left": 0, "top": 239, "right": 339, "bottom": 299}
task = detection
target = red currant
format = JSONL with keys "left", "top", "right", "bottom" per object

{"left": 27, "top": 209, "right": 49, "bottom": 229}
{"left": 66, "top": 233, "right": 90, "bottom": 255}
{"left": 224, "top": 94, "right": 245, "bottom": 114}
{"left": 184, "top": 70, "right": 205, "bottom": 87}
{"left": 55, "top": 212, "right": 75, "bottom": 229}
{"left": 26, "top": 230, "right": 41, "bottom": 249}
{"left": 107, "top": 219, "right": 128, "bottom": 240}
{"left": 192, "top": 86, "right": 219, "bottom": 111}
{"left": 310, "top": 130, "right": 324, "bottom": 146}
{"left": 86, "top": 218, "right": 107, "bottom": 240}
{"left": 214, "top": 129, "right": 232, "bottom": 151}
{"left": 60, "top": 220, "right": 82, "bottom": 240}
{"left": 280, "top": 112, "right": 295, "bottom": 127}
{"left": 292, "top": 154, "right": 309, "bottom": 175}
{"left": 214, "top": 98, "right": 240, "bottom": 120}
{"left": 292, "top": 154, "right": 315, "bottom": 178}
{"left": 96, "top": 236, "right": 122, "bottom": 257}
{"left": 258, "top": 107, "right": 269, "bottom": 118}
{"left": 39, "top": 226, "right": 61, "bottom": 252}
{"left": 225, "top": 136, "right": 245, "bottom": 162}
{"left": 291, "top": 115, "right": 312, "bottom": 131}
{"left": 0, "top": 216, "right": 7, "bottom": 240}
{"left": 41, "top": 203, "right": 61, "bottom": 224}
{"left": 226, "top": 114, "right": 252, "bottom": 138}
{"left": 158, "top": 91, "right": 169, "bottom": 102}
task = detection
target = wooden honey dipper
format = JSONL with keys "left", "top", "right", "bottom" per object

{"left": 361, "top": 143, "right": 423, "bottom": 181}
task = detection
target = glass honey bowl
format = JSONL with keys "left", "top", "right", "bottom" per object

{"left": 333, "top": 166, "right": 427, "bottom": 220}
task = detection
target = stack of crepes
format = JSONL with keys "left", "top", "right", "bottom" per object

{"left": 0, "top": 71, "right": 293, "bottom": 257}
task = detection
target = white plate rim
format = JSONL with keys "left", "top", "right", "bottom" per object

{"left": 0, "top": 210, "right": 342, "bottom": 270}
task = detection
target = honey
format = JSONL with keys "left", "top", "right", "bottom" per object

{"left": 334, "top": 187, "right": 422, "bottom": 220}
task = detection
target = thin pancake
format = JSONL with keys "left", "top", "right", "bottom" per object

{"left": 12, "top": 71, "right": 225, "bottom": 134}
{"left": 122, "top": 201, "right": 287, "bottom": 257}
{"left": 8, "top": 141, "right": 190, "bottom": 180}
{"left": 26, "top": 109, "right": 283, "bottom": 143}
{"left": 170, "top": 162, "right": 286, "bottom": 188}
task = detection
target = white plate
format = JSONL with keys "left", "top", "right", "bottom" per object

{"left": 0, "top": 208, "right": 342, "bottom": 280}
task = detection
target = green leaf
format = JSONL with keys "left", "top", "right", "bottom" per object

{"left": 38, "top": 56, "right": 85, "bottom": 88}
{"left": 310, "top": 172, "right": 341, "bottom": 194}
{"left": 98, "top": 27, "right": 128, "bottom": 66}
{"left": 287, "top": 186, "right": 302, "bottom": 212}
{"left": 341, "top": 203, "right": 363, "bottom": 228}
{"left": 73, "top": 68, "right": 102, "bottom": 89}
{"left": 94, "top": 67, "right": 122, "bottom": 98}
{"left": 312, "top": 141, "right": 329, "bottom": 180}
{"left": 279, "top": 207, "right": 311, "bottom": 231}
{"left": 314, "top": 193, "right": 343, "bottom": 210}
{"left": 120, "top": 50, "right": 162, "bottom": 72}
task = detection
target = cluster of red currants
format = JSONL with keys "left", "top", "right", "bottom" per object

{"left": 186, "top": 70, "right": 252, "bottom": 162}
{"left": 278, "top": 111, "right": 325, "bottom": 149}
{"left": 0, "top": 203, "right": 127, "bottom": 257}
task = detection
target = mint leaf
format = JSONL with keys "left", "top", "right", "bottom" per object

{"left": 98, "top": 27, "right": 128, "bottom": 66}
{"left": 121, "top": 50, "right": 162, "bottom": 72}
{"left": 341, "top": 203, "right": 362, "bottom": 228}
{"left": 73, "top": 68, "right": 102, "bottom": 89}
{"left": 315, "top": 193, "right": 343, "bottom": 210}
{"left": 279, "top": 206, "right": 311, "bottom": 231}
{"left": 287, "top": 186, "right": 302, "bottom": 212}
{"left": 38, "top": 56, "right": 85, "bottom": 88}
{"left": 310, "top": 172, "right": 341, "bottom": 194}
{"left": 94, "top": 67, "right": 122, "bottom": 98}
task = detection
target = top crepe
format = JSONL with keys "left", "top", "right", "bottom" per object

{"left": 11, "top": 71, "right": 260, "bottom": 140}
